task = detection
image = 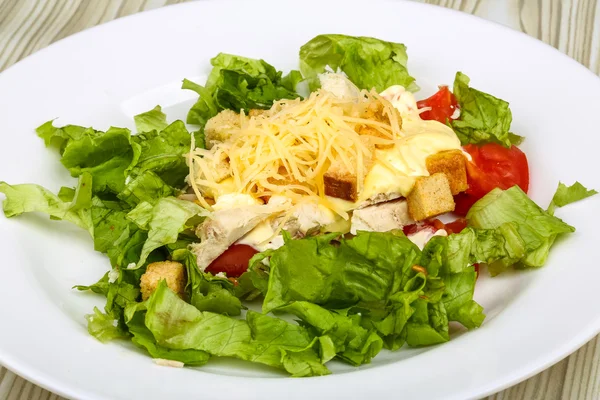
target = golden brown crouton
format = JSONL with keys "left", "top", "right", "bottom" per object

{"left": 140, "top": 261, "right": 186, "bottom": 300}
{"left": 407, "top": 173, "right": 455, "bottom": 221}
{"left": 426, "top": 150, "right": 468, "bottom": 195}
{"left": 204, "top": 110, "right": 247, "bottom": 149}
{"left": 354, "top": 100, "right": 402, "bottom": 149}
{"left": 356, "top": 126, "right": 395, "bottom": 149}
{"left": 248, "top": 109, "right": 266, "bottom": 117}
{"left": 324, "top": 172, "right": 358, "bottom": 202}
{"left": 324, "top": 137, "right": 376, "bottom": 201}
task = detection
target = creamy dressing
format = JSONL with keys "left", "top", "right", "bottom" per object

{"left": 212, "top": 193, "right": 262, "bottom": 210}
{"left": 359, "top": 85, "right": 463, "bottom": 201}
{"left": 318, "top": 75, "right": 463, "bottom": 202}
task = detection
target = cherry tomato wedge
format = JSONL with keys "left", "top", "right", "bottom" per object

{"left": 442, "top": 218, "right": 468, "bottom": 234}
{"left": 416, "top": 86, "right": 459, "bottom": 124}
{"left": 205, "top": 244, "right": 258, "bottom": 278}
{"left": 455, "top": 143, "right": 529, "bottom": 215}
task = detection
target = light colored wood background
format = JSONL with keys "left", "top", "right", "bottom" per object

{"left": 0, "top": 0, "right": 599, "bottom": 399}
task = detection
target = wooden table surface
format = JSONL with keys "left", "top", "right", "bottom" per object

{"left": 0, "top": 0, "right": 599, "bottom": 399}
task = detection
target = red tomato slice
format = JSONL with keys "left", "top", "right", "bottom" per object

{"left": 443, "top": 218, "right": 468, "bottom": 234}
{"left": 416, "top": 86, "right": 459, "bottom": 124}
{"left": 205, "top": 244, "right": 258, "bottom": 278}
{"left": 455, "top": 143, "right": 530, "bottom": 215}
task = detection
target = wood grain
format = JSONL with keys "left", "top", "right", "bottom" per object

{"left": 0, "top": 0, "right": 598, "bottom": 399}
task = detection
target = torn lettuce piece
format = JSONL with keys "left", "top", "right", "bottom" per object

{"left": 117, "top": 170, "right": 174, "bottom": 207}
{"left": 85, "top": 307, "right": 129, "bottom": 343}
{"left": 125, "top": 304, "right": 210, "bottom": 366}
{"left": 422, "top": 224, "right": 526, "bottom": 277}
{"left": 36, "top": 121, "right": 91, "bottom": 153}
{"left": 129, "top": 120, "right": 191, "bottom": 188}
{"left": 134, "top": 105, "right": 169, "bottom": 133}
{"left": 405, "top": 300, "right": 449, "bottom": 346}
{"left": 467, "top": 186, "right": 575, "bottom": 268}
{"left": 260, "top": 231, "right": 421, "bottom": 313}
{"left": 547, "top": 181, "right": 597, "bottom": 215}
{"left": 441, "top": 268, "right": 485, "bottom": 329}
{"left": 144, "top": 281, "right": 329, "bottom": 377}
{"left": 299, "top": 34, "right": 417, "bottom": 92}
{"left": 451, "top": 72, "right": 522, "bottom": 147}
{"left": 172, "top": 249, "right": 242, "bottom": 316}
{"left": 127, "top": 198, "right": 201, "bottom": 268}
{"left": 60, "top": 126, "right": 136, "bottom": 194}
{"left": 0, "top": 172, "right": 93, "bottom": 233}
{"left": 184, "top": 53, "right": 302, "bottom": 126}
{"left": 277, "top": 301, "right": 383, "bottom": 366}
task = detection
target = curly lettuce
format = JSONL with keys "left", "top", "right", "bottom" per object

{"left": 451, "top": 72, "right": 523, "bottom": 147}
{"left": 184, "top": 53, "right": 302, "bottom": 126}
{"left": 299, "top": 34, "right": 417, "bottom": 92}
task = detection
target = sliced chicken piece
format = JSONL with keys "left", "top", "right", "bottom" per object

{"left": 191, "top": 205, "right": 280, "bottom": 270}
{"left": 358, "top": 192, "right": 402, "bottom": 209}
{"left": 350, "top": 199, "right": 414, "bottom": 235}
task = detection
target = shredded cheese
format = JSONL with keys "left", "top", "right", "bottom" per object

{"left": 188, "top": 89, "right": 405, "bottom": 214}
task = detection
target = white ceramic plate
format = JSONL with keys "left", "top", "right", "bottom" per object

{"left": 1, "top": 1, "right": 599, "bottom": 399}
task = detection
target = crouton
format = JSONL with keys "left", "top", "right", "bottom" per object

{"left": 407, "top": 173, "right": 455, "bottom": 221}
{"left": 248, "top": 109, "right": 266, "bottom": 117}
{"left": 324, "top": 136, "right": 376, "bottom": 202}
{"left": 140, "top": 261, "right": 186, "bottom": 300}
{"left": 426, "top": 150, "right": 468, "bottom": 195}
{"left": 204, "top": 109, "right": 247, "bottom": 149}
{"left": 324, "top": 172, "right": 358, "bottom": 202}
{"left": 212, "top": 156, "right": 231, "bottom": 183}
{"left": 354, "top": 100, "right": 402, "bottom": 149}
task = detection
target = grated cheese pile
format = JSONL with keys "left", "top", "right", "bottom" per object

{"left": 188, "top": 89, "right": 405, "bottom": 215}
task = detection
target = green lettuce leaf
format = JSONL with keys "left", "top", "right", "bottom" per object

{"left": 134, "top": 105, "right": 169, "bottom": 133}
{"left": 278, "top": 301, "right": 383, "bottom": 366}
{"left": 423, "top": 224, "right": 526, "bottom": 277}
{"left": 36, "top": 121, "right": 91, "bottom": 152}
{"left": 0, "top": 172, "right": 93, "bottom": 233}
{"left": 467, "top": 186, "right": 575, "bottom": 268}
{"left": 129, "top": 120, "right": 191, "bottom": 188}
{"left": 85, "top": 307, "right": 128, "bottom": 343}
{"left": 76, "top": 269, "right": 140, "bottom": 315}
{"left": 441, "top": 268, "right": 484, "bottom": 329}
{"left": 74, "top": 272, "right": 110, "bottom": 296}
{"left": 354, "top": 272, "right": 426, "bottom": 350}
{"left": 405, "top": 300, "right": 449, "bottom": 346}
{"left": 36, "top": 116, "right": 192, "bottom": 197}
{"left": 548, "top": 181, "right": 597, "bottom": 215}
{"left": 144, "top": 281, "right": 329, "bottom": 376}
{"left": 451, "top": 72, "right": 522, "bottom": 147}
{"left": 299, "top": 34, "right": 417, "bottom": 92}
{"left": 117, "top": 171, "right": 174, "bottom": 207}
{"left": 256, "top": 231, "right": 470, "bottom": 351}
{"left": 184, "top": 53, "right": 302, "bottom": 126}
{"left": 260, "top": 231, "right": 421, "bottom": 313}
{"left": 60, "top": 126, "right": 135, "bottom": 194}
{"left": 172, "top": 249, "right": 242, "bottom": 316}
{"left": 127, "top": 198, "right": 201, "bottom": 267}
{"left": 125, "top": 305, "right": 210, "bottom": 366}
